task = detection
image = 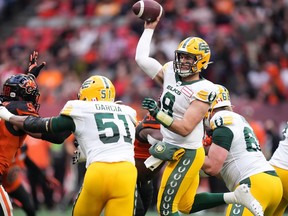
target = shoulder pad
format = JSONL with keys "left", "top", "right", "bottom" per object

{"left": 60, "top": 101, "right": 74, "bottom": 116}
{"left": 194, "top": 81, "right": 218, "bottom": 103}
{"left": 162, "top": 62, "right": 173, "bottom": 73}
{"left": 210, "top": 115, "right": 233, "bottom": 130}
{"left": 195, "top": 90, "right": 217, "bottom": 103}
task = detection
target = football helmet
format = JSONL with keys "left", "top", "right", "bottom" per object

{"left": 1, "top": 74, "right": 40, "bottom": 110}
{"left": 78, "top": 75, "right": 115, "bottom": 102}
{"left": 173, "top": 37, "right": 211, "bottom": 77}
{"left": 211, "top": 84, "right": 231, "bottom": 110}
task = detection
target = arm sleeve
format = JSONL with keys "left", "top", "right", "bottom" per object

{"left": 41, "top": 131, "right": 72, "bottom": 144}
{"left": 50, "top": 115, "right": 75, "bottom": 132}
{"left": 135, "top": 29, "right": 162, "bottom": 79}
{"left": 23, "top": 115, "right": 75, "bottom": 133}
{"left": 212, "top": 126, "right": 234, "bottom": 151}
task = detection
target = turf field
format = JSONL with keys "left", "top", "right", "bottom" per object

{"left": 12, "top": 207, "right": 288, "bottom": 216}
{"left": 12, "top": 208, "right": 223, "bottom": 216}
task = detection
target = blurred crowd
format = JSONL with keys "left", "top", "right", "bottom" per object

{"left": 0, "top": 0, "right": 288, "bottom": 213}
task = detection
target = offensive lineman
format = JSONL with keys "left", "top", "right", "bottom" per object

{"left": 0, "top": 75, "right": 137, "bottom": 216}
{"left": 202, "top": 84, "right": 283, "bottom": 216}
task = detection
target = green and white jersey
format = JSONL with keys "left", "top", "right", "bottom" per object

{"left": 269, "top": 138, "right": 288, "bottom": 170}
{"left": 160, "top": 61, "right": 217, "bottom": 149}
{"left": 60, "top": 100, "right": 137, "bottom": 167}
{"left": 210, "top": 110, "right": 275, "bottom": 191}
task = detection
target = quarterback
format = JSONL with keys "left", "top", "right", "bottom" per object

{"left": 0, "top": 75, "right": 138, "bottom": 216}
{"left": 135, "top": 14, "right": 263, "bottom": 216}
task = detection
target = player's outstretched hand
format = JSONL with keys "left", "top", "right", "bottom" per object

{"left": 27, "top": 51, "right": 46, "bottom": 78}
{"left": 142, "top": 98, "right": 159, "bottom": 117}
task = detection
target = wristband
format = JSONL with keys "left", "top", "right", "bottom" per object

{"left": 156, "top": 111, "right": 173, "bottom": 127}
{"left": 0, "top": 107, "right": 14, "bottom": 121}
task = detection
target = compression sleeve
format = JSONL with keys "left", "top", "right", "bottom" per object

{"left": 50, "top": 115, "right": 75, "bottom": 132}
{"left": 135, "top": 29, "right": 162, "bottom": 79}
{"left": 23, "top": 115, "right": 75, "bottom": 133}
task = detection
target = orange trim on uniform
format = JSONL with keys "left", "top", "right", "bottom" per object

{"left": 0, "top": 186, "right": 12, "bottom": 216}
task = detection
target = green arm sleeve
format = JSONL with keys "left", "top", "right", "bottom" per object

{"left": 212, "top": 126, "right": 234, "bottom": 151}
{"left": 50, "top": 115, "right": 76, "bottom": 132}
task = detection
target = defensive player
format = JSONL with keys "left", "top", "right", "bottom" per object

{"left": 135, "top": 15, "right": 263, "bottom": 216}
{"left": 269, "top": 123, "right": 288, "bottom": 216}
{"left": 0, "top": 75, "right": 138, "bottom": 216}
{"left": 134, "top": 112, "right": 163, "bottom": 216}
{"left": 202, "top": 84, "right": 283, "bottom": 216}
{"left": 0, "top": 51, "right": 67, "bottom": 216}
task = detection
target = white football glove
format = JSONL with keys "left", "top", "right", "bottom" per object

{"left": 72, "top": 145, "right": 86, "bottom": 164}
{"left": 282, "top": 122, "right": 288, "bottom": 139}
{"left": 72, "top": 150, "right": 81, "bottom": 165}
{"left": 0, "top": 102, "right": 14, "bottom": 121}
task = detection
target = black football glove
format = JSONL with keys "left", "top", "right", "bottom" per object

{"left": 27, "top": 51, "right": 46, "bottom": 78}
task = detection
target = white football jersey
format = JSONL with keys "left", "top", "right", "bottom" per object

{"left": 210, "top": 110, "right": 275, "bottom": 190}
{"left": 269, "top": 138, "right": 288, "bottom": 170}
{"left": 160, "top": 61, "right": 218, "bottom": 149}
{"left": 60, "top": 100, "right": 137, "bottom": 167}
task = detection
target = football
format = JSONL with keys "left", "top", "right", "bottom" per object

{"left": 132, "top": 0, "right": 163, "bottom": 22}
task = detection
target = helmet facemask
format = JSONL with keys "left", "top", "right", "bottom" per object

{"left": 173, "top": 51, "right": 201, "bottom": 77}
{"left": 173, "top": 37, "right": 211, "bottom": 78}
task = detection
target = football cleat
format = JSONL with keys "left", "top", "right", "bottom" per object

{"left": 234, "top": 184, "right": 264, "bottom": 216}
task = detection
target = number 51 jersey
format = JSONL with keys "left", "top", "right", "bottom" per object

{"left": 60, "top": 100, "right": 137, "bottom": 167}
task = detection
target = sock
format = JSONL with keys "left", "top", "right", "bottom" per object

{"left": 190, "top": 193, "right": 225, "bottom": 213}
{"left": 223, "top": 192, "right": 237, "bottom": 204}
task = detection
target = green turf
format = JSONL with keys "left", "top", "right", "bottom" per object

{"left": 12, "top": 207, "right": 288, "bottom": 216}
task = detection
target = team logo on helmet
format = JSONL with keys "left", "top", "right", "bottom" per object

{"left": 199, "top": 42, "right": 210, "bottom": 53}
{"left": 19, "top": 77, "right": 37, "bottom": 95}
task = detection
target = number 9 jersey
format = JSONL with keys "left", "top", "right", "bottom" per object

{"left": 159, "top": 62, "right": 218, "bottom": 149}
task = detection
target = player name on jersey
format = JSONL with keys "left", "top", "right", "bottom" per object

{"left": 95, "top": 104, "right": 122, "bottom": 112}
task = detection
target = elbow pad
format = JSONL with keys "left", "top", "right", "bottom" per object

{"left": 24, "top": 116, "right": 51, "bottom": 133}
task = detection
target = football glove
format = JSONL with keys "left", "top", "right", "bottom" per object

{"left": 142, "top": 98, "right": 159, "bottom": 117}
{"left": 72, "top": 149, "right": 81, "bottom": 165}
{"left": 27, "top": 51, "right": 46, "bottom": 78}
{"left": 142, "top": 98, "right": 173, "bottom": 127}
{"left": 282, "top": 123, "right": 288, "bottom": 139}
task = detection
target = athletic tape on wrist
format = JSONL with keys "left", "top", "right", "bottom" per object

{"left": 156, "top": 111, "right": 173, "bottom": 127}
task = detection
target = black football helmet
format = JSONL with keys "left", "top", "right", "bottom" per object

{"left": 1, "top": 74, "right": 40, "bottom": 110}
